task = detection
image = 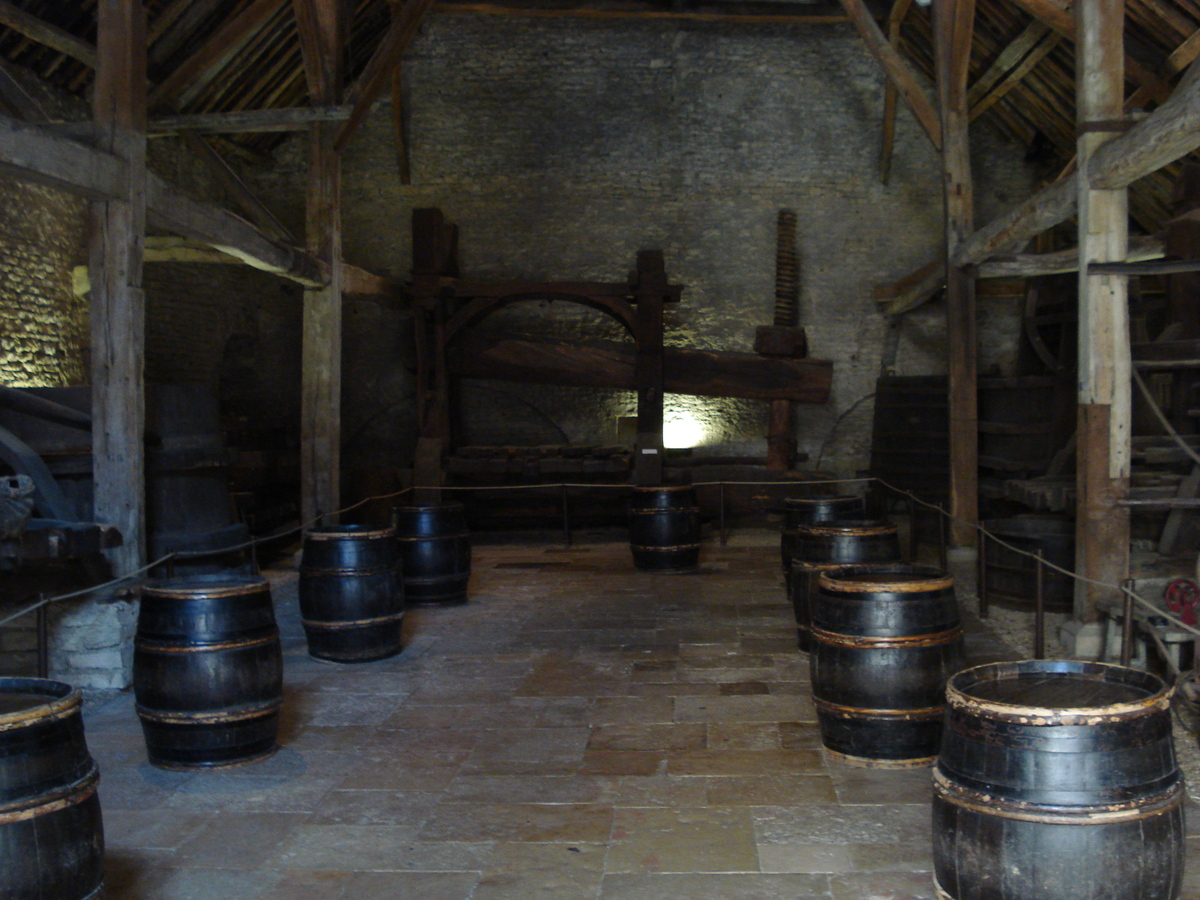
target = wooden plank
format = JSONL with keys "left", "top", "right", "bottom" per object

{"left": 149, "top": 0, "right": 287, "bottom": 108}
{"left": 148, "top": 105, "right": 353, "bottom": 136}
{"left": 391, "top": 44, "right": 411, "bottom": 184}
{"left": 335, "top": 0, "right": 435, "bottom": 151}
{"left": 1074, "top": 0, "right": 1130, "bottom": 622}
{"left": 448, "top": 332, "right": 834, "bottom": 402}
{"left": 969, "top": 26, "right": 1060, "bottom": 120}
{"left": 0, "top": 0, "right": 98, "bottom": 68}
{"left": 433, "top": 0, "right": 850, "bottom": 23}
{"left": 936, "top": 0, "right": 978, "bottom": 549}
{"left": 0, "top": 113, "right": 128, "bottom": 200}
{"left": 839, "top": 0, "right": 941, "bottom": 149}
{"left": 978, "top": 234, "right": 1164, "bottom": 277}
{"left": 966, "top": 20, "right": 1051, "bottom": 108}
{"left": 89, "top": 0, "right": 148, "bottom": 578}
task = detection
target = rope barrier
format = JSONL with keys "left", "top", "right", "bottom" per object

{"left": 3, "top": 473, "right": 1197, "bottom": 672}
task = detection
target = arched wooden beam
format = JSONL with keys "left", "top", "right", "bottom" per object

{"left": 443, "top": 290, "right": 638, "bottom": 347}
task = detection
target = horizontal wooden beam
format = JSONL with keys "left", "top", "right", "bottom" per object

{"left": 449, "top": 332, "right": 833, "bottom": 402}
{"left": 148, "top": 105, "right": 353, "bottom": 136}
{"left": 977, "top": 234, "right": 1164, "bottom": 278}
{"left": 433, "top": 0, "right": 851, "bottom": 23}
{"left": 0, "top": 113, "right": 128, "bottom": 199}
{"left": 0, "top": 0, "right": 97, "bottom": 69}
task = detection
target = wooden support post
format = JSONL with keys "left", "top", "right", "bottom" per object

{"left": 295, "top": 0, "right": 344, "bottom": 527}
{"left": 89, "top": 0, "right": 147, "bottom": 577}
{"left": 1075, "top": 0, "right": 1130, "bottom": 622}
{"left": 634, "top": 250, "right": 667, "bottom": 485}
{"left": 935, "top": 0, "right": 977, "bottom": 549}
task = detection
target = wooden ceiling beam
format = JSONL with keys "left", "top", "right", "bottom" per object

{"left": 839, "top": 0, "right": 942, "bottom": 149}
{"left": 0, "top": 0, "right": 97, "bottom": 69}
{"left": 878, "top": 0, "right": 913, "bottom": 184}
{"left": 0, "top": 113, "right": 128, "bottom": 200}
{"left": 967, "top": 20, "right": 1060, "bottom": 120}
{"left": 149, "top": 0, "right": 287, "bottom": 108}
{"left": 334, "top": 0, "right": 435, "bottom": 151}
{"left": 149, "top": 105, "right": 353, "bottom": 135}
{"left": 431, "top": 0, "right": 850, "bottom": 24}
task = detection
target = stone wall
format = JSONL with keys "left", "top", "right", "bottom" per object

{"left": 254, "top": 15, "right": 1037, "bottom": 475}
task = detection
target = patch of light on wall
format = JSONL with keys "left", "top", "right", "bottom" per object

{"left": 663, "top": 412, "right": 706, "bottom": 449}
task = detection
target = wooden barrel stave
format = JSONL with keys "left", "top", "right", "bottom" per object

{"left": 0, "top": 678, "right": 105, "bottom": 900}
{"left": 628, "top": 486, "right": 701, "bottom": 573}
{"left": 134, "top": 576, "right": 283, "bottom": 769}
{"left": 780, "top": 494, "right": 866, "bottom": 570}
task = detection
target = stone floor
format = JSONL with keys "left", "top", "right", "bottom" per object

{"left": 84, "top": 529, "right": 1200, "bottom": 900}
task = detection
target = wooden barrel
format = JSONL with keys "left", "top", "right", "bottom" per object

{"left": 786, "top": 519, "right": 901, "bottom": 651}
{"left": 810, "top": 564, "right": 963, "bottom": 768}
{"left": 0, "top": 678, "right": 104, "bottom": 900}
{"left": 391, "top": 503, "right": 472, "bottom": 606}
{"left": 933, "top": 660, "right": 1184, "bottom": 900}
{"left": 628, "top": 485, "right": 702, "bottom": 572}
{"left": 134, "top": 575, "right": 283, "bottom": 769}
{"left": 780, "top": 494, "right": 866, "bottom": 571}
{"left": 299, "top": 525, "right": 404, "bottom": 662}
{"left": 982, "top": 516, "right": 1074, "bottom": 613}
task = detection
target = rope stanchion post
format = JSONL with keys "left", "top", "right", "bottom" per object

{"left": 561, "top": 483, "right": 572, "bottom": 547}
{"left": 1121, "top": 578, "right": 1135, "bottom": 667}
{"left": 36, "top": 595, "right": 48, "bottom": 678}
{"left": 1034, "top": 550, "right": 1045, "bottom": 660}
{"left": 978, "top": 527, "right": 989, "bottom": 619}
{"left": 719, "top": 482, "right": 727, "bottom": 547}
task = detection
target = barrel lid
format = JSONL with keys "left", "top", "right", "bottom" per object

{"left": 947, "top": 660, "right": 1171, "bottom": 722}
{"left": 142, "top": 573, "right": 269, "bottom": 599}
{"left": 784, "top": 494, "right": 862, "bottom": 506}
{"left": 820, "top": 564, "right": 953, "bottom": 594}
{"left": 792, "top": 519, "right": 897, "bottom": 537}
{"left": 0, "top": 677, "right": 80, "bottom": 729}
{"left": 305, "top": 524, "right": 395, "bottom": 540}
{"left": 392, "top": 501, "right": 465, "bottom": 513}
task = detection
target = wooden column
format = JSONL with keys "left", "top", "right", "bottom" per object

{"left": 1075, "top": 0, "right": 1130, "bottom": 620}
{"left": 934, "top": 0, "right": 977, "bottom": 548}
{"left": 89, "top": 0, "right": 147, "bottom": 576}
{"left": 634, "top": 250, "right": 666, "bottom": 485}
{"left": 295, "top": 0, "right": 344, "bottom": 526}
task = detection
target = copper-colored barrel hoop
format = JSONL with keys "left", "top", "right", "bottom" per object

{"left": 932, "top": 767, "right": 1185, "bottom": 825}
{"left": 814, "top": 697, "right": 945, "bottom": 720}
{"left": 796, "top": 524, "right": 897, "bottom": 537}
{"left": 825, "top": 748, "right": 937, "bottom": 770}
{"left": 135, "top": 632, "right": 279, "bottom": 654}
{"left": 136, "top": 699, "right": 282, "bottom": 725}
{"left": 946, "top": 685, "right": 1173, "bottom": 724}
{"left": 631, "top": 543, "right": 701, "bottom": 552}
{"left": 302, "top": 611, "right": 405, "bottom": 630}
{"left": 395, "top": 532, "right": 468, "bottom": 542}
{"left": 0, "top": 767, "right": 99, "bottom": 823}
{"left": 0, "top": 691, "right": 82, "bottom": 732}
{"left": 299, "top": 565, "right": 395, "bottom": 576}
{"left": 630, "top": 508, "right": 700, "bottom": 515}
{"left": 633, "top": 486, "right": 694, "bottom": 492}
{"left": 819, "top": 574, "right": 955, "bottom": 593}
{"left": 143, "top": 583, "right": 268, "bottom": 600}
{"left": 306, "top": 528, "right": 395, "bottom": 541}
{"left": 811, "top": 626, "right": 963, "bottom": 649}
{"left": 792, "top": 561, "right": 845, "bottom": 573}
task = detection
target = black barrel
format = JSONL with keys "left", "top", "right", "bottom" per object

{"left": 628, "top": 485, "right": 702, "bottom": 572}
{"left": 810, "top": 564, "right": 963, "bottom": 768}
{"left": 780, "top": 494, "right": 866, "bottom": 571}
{"left": 787, "top": 519, "right": 901, "bottom": 651}
{"left": 933, "top": 660, "right": 1184, "bottom": 900}
{"left": 299, "top": 525, "right": 404, "bottom": 662}
{"left": 0, "top": 678, "right": 104, "bottom": 900}
{"left": 392, "top": 503, "right": 472, "bottom": 606}
{"left": 982, "top": 516, "right": 1075, "bottom": 613}
{"left": 134, "top": 575, "right": 283, "bottom": 769}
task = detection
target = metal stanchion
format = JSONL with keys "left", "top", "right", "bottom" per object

{"left": 1034, "top": 551, "right": 1045, "bottom": 660}
{"left": 978, "top": 529, "right": 989, "bottom": 619}
{"left": 937, "top": 507, "right": 947, "bottom": 571}
{"left": 1121, "top": 579, "right": 1135, "bottom": 667}
{"left": 561, "top": 483, "right": 572, "bottom": 547}
{"left": 36, "top": 596, "right": 48, "bottom": 678}
{"left": 719, "top": 482, "right": 728, "bottom": 546}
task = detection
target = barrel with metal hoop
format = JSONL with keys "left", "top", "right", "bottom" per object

{"left": 628, "top": 485, "right": 702, "bottom": 572}
{"left": 392, "top": 503, "right": 472, "bottom": 605}
{"left": 810, "top": 564, "right": 963, "bottom": 767}
{"left": 933, "top": 659, "right": 1184, "bottom": 900}
{"left": 0, "top": 677, "right": 104, "bottom": 900}
{"left": 134, "top": 574, "right": 283, "bottom": 769}
{"left": 787, "top": 519, "right": 901, "bottom": 651}
{"left": 780, "top": 494, "right": 866, "bottom": 571}
{"left": 299, "top": 525, "right": 404, "bottom": 662}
